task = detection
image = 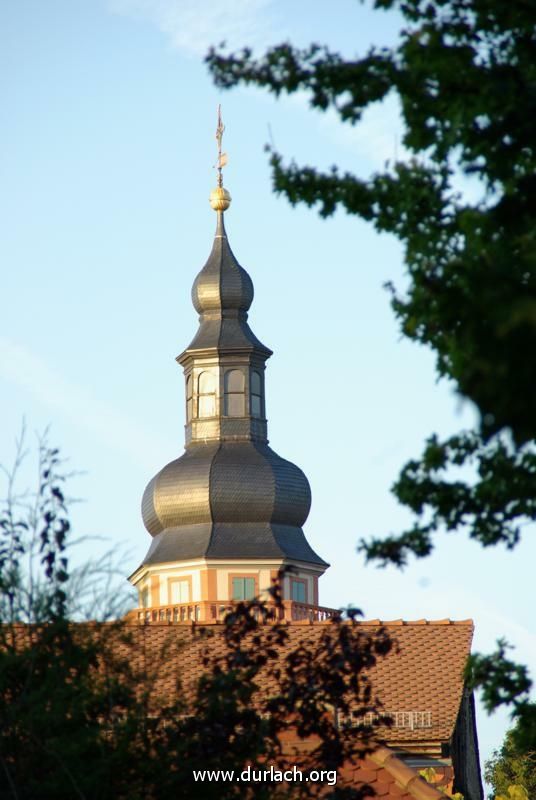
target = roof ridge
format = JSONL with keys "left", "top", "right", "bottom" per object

{"left": 369, "top": 746, "right": 446, "bottom": 799}
{"left": 357, "top": 618, "right": 473, "bottom": 626}
{"left": 121, "top": 617, "right": 474, "bottom": 629}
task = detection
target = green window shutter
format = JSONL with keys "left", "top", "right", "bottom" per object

{"left": 291, "top": 580, "right": 306, "bottom": 603}
{"left": 232, "top": 577, "right": 256, "bottom": 601}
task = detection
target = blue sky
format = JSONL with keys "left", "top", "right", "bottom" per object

{"left": 1, "top": 0, "right": 534, "bottom": 777}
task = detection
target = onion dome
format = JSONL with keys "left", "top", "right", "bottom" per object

{"left": 142, "top": 444, "right": 311, "bottom": 535}
{"left": 140, "top": 441, "right": 325, "bottom": 566}
{"left": 191, "top": 212, "right": 254, "bottom": 315}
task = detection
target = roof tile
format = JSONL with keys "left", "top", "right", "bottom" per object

{"left": 119, "top": 617, "right": 473, "bottom": 745}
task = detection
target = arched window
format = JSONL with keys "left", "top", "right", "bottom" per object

{"left": 186, "top": 375, "right": 193, "bottom": 422}
{"left": 197, "top": 371, "right": 216, "bottom": 418}
{"left": 250, "top": 370, "right": 263, "bottom": 418}
{"left": 224, "top": 369, "right": 245, "bottom": 416}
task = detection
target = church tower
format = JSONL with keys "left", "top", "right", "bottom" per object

{"left": 129, "top": 112, "right": 329, "bottom": 622}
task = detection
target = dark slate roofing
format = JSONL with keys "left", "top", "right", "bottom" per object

{"left": 142, "top": 442, "right": 313, "bottom": 537}
{"left": 191, "top": 213, "right": 254, "bottom": 314}
{"left": 184, "top": 313, "right": 271, "bottom": 356}
{"left": 178, "top": 213, "right": 271, "bottom": 360}
{"left": 142, "top": 522, "right": 328, "bottom": 567}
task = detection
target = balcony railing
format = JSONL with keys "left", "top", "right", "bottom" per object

{"left": 129, "top": 599, "right": 338, "bottom": 624}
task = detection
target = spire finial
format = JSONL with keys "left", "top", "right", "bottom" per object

{"left": 215, "top": 104, "right": 226, "bottom": 188}
{"left": 210, "top": 105, "right": 231, "bottom": 212}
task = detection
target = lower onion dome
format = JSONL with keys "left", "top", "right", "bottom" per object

{"left": 142, "top": 441, "right": 311, "bottom": 534}
{"left": 139, "top": 441, "right": 327, "bottom": 568}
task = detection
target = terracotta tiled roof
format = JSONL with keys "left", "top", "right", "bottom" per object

{"left": 351, "top": 619, "right": 473, "bottom": 744}
{"left": 6, "top": 617, "right": 471, "bottom": 751}
{"left": 115, "top": 617, "right": 472, "bottom": 748}
{"left": 277, "top": 742, "right": 448, "bottom": 798}
{"left": 361, "top": 747, "right": 447, "bottom": 799}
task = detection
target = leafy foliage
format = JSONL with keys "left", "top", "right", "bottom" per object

{"left": 0, "top": 429, "right": 71, "bottom": 622}
{"left": 0, "top": 438, "right": 147, "bottom": 797}
{"left": 419, "top": 765, "right": 464, "bottom": 797}
{"left": 0, "top": 428, "right": 132, "bottom": 623}
{"left": 485, "top": 724, "right": 536, "bottom": 800}
{"left": 206, "top": 0, "right": 536, "bottom": 734}
{"left": 466, "top": 644, "right": 536, "bottom": 751}
{"left": 495, "top": 788, "right": 528, "bottom": 800}
{"left": 361, "top": 433, "right": 536, "bottom": 567}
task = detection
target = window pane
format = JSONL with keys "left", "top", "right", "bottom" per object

{"left": 198, "top": 371, "right": 216, "bottom": 393}
{"left": 251, "top": 371, "right": 261, "bottom": 394}
{"left": 187, "top": 397, "right": 193, "bottom": 422}
{"left": 232, "top": 577, "right": 256, "bottom": 600}
{"left": 186, "top": 375, "right": 192, "bottom": 399}
{"left": 171, "top": 580, "right": 189, "bottom": 604}
{"left": 226, "top": 393, "right": 245, "bottom": 417}
{"left": 251, "top": 395, "right": 262, "bottom": 417}
{"left": 232, "top": 578, "right": 244, "bottom": 600}
{"left": 198, "top": 395, "right": 215, "bottom": 418}
{"left": 291, "top": 580, "right": 306, "bottom": 603}
{"left": 225, "top": 369, "right": 245, "bottom": 393}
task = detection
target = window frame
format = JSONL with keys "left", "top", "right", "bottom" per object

{"left": 197, "top": 371, "right": 217, "bottom": 418}
{"left": 224, "top": 369, "right": 246, "bottom": 417}
{"left": 167, "top": 575, "right": 193, "bottom": 605}
{"left": 250, "top": 369, "right": 263, "bottom": 418}
{"left": 186, "top": 374, "right": 193, "bottom": 422}
{"left": 290, "top": 578, "right": 307, "bottom": 604}
{"left": 229, "top": 573, "right": 258, "bottom": 601}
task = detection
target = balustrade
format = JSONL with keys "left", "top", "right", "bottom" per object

{"left": 132, "top": 599, "right": 338, "bottom": 624}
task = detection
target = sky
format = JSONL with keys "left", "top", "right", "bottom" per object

{"left": 1, "top": 0, "right": 534, "bottom": 782}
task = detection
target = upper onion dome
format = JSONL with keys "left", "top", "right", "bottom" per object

{"left": 191, "top": 211, "right": 254, "bottom": 314}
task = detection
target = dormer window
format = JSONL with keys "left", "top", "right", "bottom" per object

{"left": 198, "top": 371, "right": 216, "bottom": 418}
{"left": 250, "top": 370, "right": 263, "bottom": 418}
{"left": 224, "top": 369, "right": 245, "bottom": 417}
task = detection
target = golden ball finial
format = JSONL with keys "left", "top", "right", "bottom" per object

{"left": 209, "top": 186, "right": 231, "bottom": 211}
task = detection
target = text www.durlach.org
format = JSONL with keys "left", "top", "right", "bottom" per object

{"left": 192, "top": 765, "right": 337, "bottom": 786}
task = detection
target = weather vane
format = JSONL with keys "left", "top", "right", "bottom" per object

{"left": 215, "top": 104, "right": 228, "bottom": 188}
